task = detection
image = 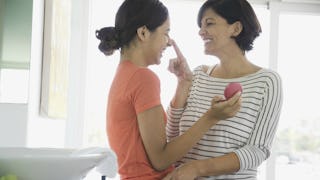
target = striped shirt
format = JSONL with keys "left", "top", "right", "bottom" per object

{"left": 166, "top": 65, "right": 283, "bottom": 180}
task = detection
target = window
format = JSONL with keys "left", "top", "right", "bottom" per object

{"left": 0, "top": 0, "right": 33, "bottom": 104}
{"left": 276, "top": 13, "right": 320, "bottom": 180}
{"left": 0, "top": 69, "right": 29, "bottom": 103}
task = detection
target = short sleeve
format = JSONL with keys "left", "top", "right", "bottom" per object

{"left": 128, "top": 68, "right": 161, "bottom": 114}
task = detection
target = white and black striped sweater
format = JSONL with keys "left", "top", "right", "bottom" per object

{"left": 166, "top": 65, "right": 283, "bottom": 180}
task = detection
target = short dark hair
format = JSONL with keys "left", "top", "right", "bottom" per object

{"left": 197, "top": 0, "right": 261, "bottom": 52}
{"left": 96, "top": 0, "right": 169, "bottom": 56}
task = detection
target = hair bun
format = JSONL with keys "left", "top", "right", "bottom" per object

{"left": 95, "top": 27, "right": 120, "bottom": 56}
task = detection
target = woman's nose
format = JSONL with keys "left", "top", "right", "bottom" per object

{"left": 167, "top": 38, "right": 173, "bottom": 47}
{"left": 199, "top": 27, "right": 205, "bottom": 37}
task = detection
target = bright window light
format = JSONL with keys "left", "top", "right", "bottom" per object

{"left": 0, "top": 69, "right": 29, "bottom": 103}
{"left": 276, "top": 13, "right": 320, "bottom": 180}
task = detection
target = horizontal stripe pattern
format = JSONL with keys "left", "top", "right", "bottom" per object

{"left": 166, "top": 65, "right": 283, "bottom": 179}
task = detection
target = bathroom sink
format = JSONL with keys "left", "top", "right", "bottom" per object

{"left": 0, "top": 147, "right": 117, "bottom": 180}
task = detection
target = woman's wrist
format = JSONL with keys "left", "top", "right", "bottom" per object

{"left": 177, "top": 78, "right": 192, "bottom": 87}
{"left": 202, "top": 110, "right": 219, "bottom": 125}
{"left": 171, "top": 81, "right": 192, "bottom": 108}
{"left": 170, "top": 97, "right": 186, "bottom": 108}
{"left": 192, "top": 159, "right": 207, "bottom": 177}
{"left": 193, "top": 158, "right": 214, "bottom": 177}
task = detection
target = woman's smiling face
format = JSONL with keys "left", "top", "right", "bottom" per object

{"left": 198, "top": 8, "right": 237, "bottom": 55}
{"left": 146, "top": 18, "right": 171, "bottom": 65}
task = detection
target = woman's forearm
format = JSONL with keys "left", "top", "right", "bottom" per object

{"left": 139, "top": 93, "right": 241, "bottom": 171}
{"left": 195, "top": 152, "right": 240, "bottom": 177}
{"left": 156, "top": 112, "right": 218, "bottom": 170}
{"left": 170, "top": 80, "right": 192, "bottom": 108}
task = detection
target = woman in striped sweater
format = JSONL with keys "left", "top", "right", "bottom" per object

{"left": 165, "top": 0, "right": 283, "bottom": 179}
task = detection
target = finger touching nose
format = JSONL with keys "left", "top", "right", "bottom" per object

{"left": 170, "top": 40, "right": 184, "bottom": 58}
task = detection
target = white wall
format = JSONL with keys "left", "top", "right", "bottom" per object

{"left": 0, "top": 0, "right": 32, "bottom": 147}
{"left": 0, "top": 0, "right": 89, "bottom": 148}
{"left": 0, "top": 103, "right": 28, "bottom": 146}
{"left": 0, "top": 0, "right": 65, "bottom": 148}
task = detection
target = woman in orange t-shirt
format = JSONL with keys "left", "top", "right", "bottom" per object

{"left": 95, "top": 0, "right": 241, "bottom": 179}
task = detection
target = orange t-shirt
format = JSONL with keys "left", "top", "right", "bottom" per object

{"left": 107, "top": 61, "right": 173, "bottom": 179}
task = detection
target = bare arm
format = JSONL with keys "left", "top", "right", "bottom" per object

{"left": 138, "top": 106, "right": 216, "bottom": 171}
{"left": 162, "top": 153, "right": 240, "bottom": 180}
{"left": 170, "top": 80, "right": 192, "bottom": 108}
{"left": 138, "top": 92, "right": 241, "bottom": 171}
{"left": 167, "top": 40, "right": 193, "bottom": 108}
{"left": 166, "top": 40, "right": 192, "bottom": 141}
{"left": 197, "top": 153, "right": 240, "bottom": 176}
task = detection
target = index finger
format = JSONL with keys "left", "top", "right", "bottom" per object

{"left": 170, "top": 39, "right": 184, "bottom": 58}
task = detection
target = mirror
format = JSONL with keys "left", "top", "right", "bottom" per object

{"left": 0, "top": 0, "right": 33, "bottom": 103}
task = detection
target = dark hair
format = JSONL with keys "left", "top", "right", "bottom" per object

{"left": 197, "top": 0, "right": 261, "bottom": 52}
{"left": 96, "top": 0, "right": 169, "bottom": 56}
